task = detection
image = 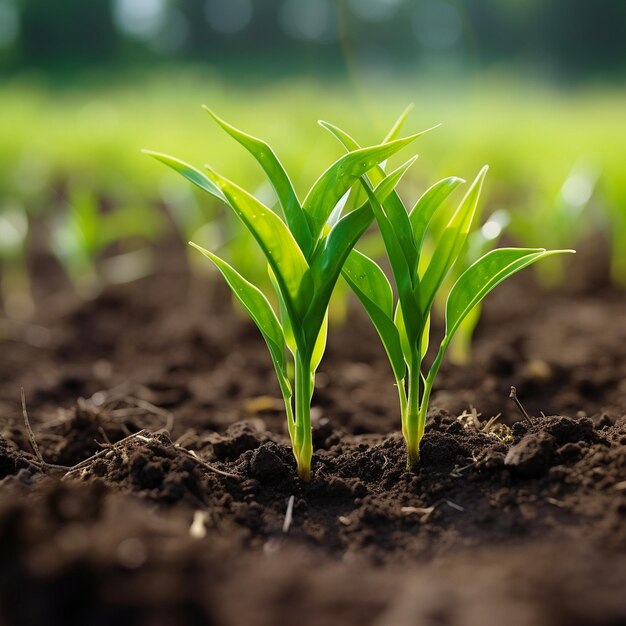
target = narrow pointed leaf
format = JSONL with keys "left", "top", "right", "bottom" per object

{"left": 305, "top": 161, "right": 414, "bottom": 343}
{"left": 343, "top": 249, "right": 393, "bottom": 317}
{"left": 304, "top": 203, "right": 373, "bottom": 346}
{"left": 142, "top": 150, "right": 226, "bottom": 202}
{"left": 373, "top": 155, "right": 418, "bottom": 206}
{"left": 204, "top": 167, "right": 313, "bottom": 323}
{"left": 410, "top": 176, "right": 465, "bottom": 251}
{"left": 303, "top": 134, "right": 420, "bottom": 242}
{"left": 444, "top": 248, "right": 575, "bottom": 343}
{"left": 318, "top": 120, "right": 439, "bottom": 275}
{"left": 382, "top": 103, "right": 415, "bottom": 143}
{"left": 204, "top": 108, "right": 313, "bottom": 254}
{"left": 268, "top": 265, "right": 296, "bottom": 355}
{"left": 189, "top": 242, "right": 291, "bottom": 397}
{"left": 362, "top": 184, "right": 421, "bottom": 344}
{"left": 311, "top": 312, "right": 328, "bottom": 372}
{"left": 318, "top": 120, "right": 360, "bottom": 151}
{"left": 343, "top": 251, "right": 406, "bottom": 381}
{"left": 420, "top": 166, "right": 488, "bottom": 316}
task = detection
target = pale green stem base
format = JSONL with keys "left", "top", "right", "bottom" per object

{"left": 293, "top": 354, "right": 313, "bottom": 482}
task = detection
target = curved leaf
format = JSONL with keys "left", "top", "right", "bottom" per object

{"left": 361, "top": 184, "right": 421, "bottom": 344}
{"left": 204, "top": 167, "right": 313, "bottom": 324}
{"left": 420, "top": 166, "right": 488, "bottom": 316}
{"left": 204, "top": 108, "right": 313, "bottom": 255}
{"left": 189, "top": 242, "right": 291, "bottom": 398}
{"left": 444, "top": 247, "right": 575, "bottom": 343}
{"left": 303, "top": 134, "right": 420, "bottom": 242}
{"left": 142, "top": 150, "right": 226, "bottom": 202}
{"left": 319, "top": 120, "right": 438, "bottom": 273}
{"left": 342, "top": 251, "right": 406, "bottom": 381}
{"left": 343, "top": 249, "right": 393, "bottom": 317}
{"left": 410, "top": 176, "right": 465, "bottom": 252}
{"left": 304, "top": 203, "right": 373, "bottom": 347}
{"left": 382, "top": 103, "right": 416, "bottom": 143}
{"left": 311, "top": 312, "right": 328, "bottom": 372}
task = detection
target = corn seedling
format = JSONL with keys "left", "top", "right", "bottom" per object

{"left": 510, "top": 162, "right": 598, "bottom": 287}
{"left": 145, "top": 108, "right": 426, "bottom": 480}
{"left": 321, "top": 118, "right": 574, "bottom": 469}
{"left": 51, "top": 183, "right": 164, "bottom": 297}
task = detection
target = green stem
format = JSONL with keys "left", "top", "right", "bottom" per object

{"left": 294, "top": 353, "right": 313, "bottom": 482}
{"left": 404, "top": 352, "right": 421, "bottom": 470}
{"left": 417, "top": 342, "right": 447, "bottom": 444}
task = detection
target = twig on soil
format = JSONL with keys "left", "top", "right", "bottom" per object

{"left": 509, "top": 386, "right": 533, "bottom": 425}
{"left": 445, "top": 499, "right": 465, "bottom": 512}
{"left": 282, "top": 495, "right": 295, "bottom": 533}
{"left": 178, "top": 447, "right": 240, "bottom": 480}
{"left": 62, "top": 429, "right": 148, "bottom": 480}
{"left": 21, "top": 387, "right": 44, "bottom": 467}
{"left": 97, "top": 426, "right": 112, "bottom": 446}
{"left": 19, "top": 389, "right": 70, "bottom": 473}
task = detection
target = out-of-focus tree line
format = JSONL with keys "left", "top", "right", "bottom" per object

{"left": 1, "top": 0, "right": 625, "bottom": 80}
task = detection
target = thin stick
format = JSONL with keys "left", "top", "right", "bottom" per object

{"left": 62, "top": 429, "right": 147, "bottom": 479}
{"left": 21, "top": 388, "right": 44, "bottom": 467}
{"left": 282, "top": 495, "right": 295, "bottom": 533}
{"left": 180, "top": 448, "right": 240, "bottom": 480}
{"left": 509, "top": 386, "right": 533, "bottom": 425}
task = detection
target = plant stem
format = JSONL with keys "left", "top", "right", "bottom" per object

{"left": 417, "top": 342, "right": 447, "bottom": 447}
{"left": 294, "top": 353, "right": 312, "bottom": 481}
{"left": 404, "top": 353, "right": 421, "bottom": 470}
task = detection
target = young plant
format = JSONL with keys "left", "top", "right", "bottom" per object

{"left": 51, "top": 182, "right": 164, "bottom": 297}
{"left": 321, "top": 119, "right": 574, "bottom": 469}
{"left": 510, "top": 162, "right": 597, "bottom": 287}
{"left": 144, "top": 108, "right": 425, "bottom": 480}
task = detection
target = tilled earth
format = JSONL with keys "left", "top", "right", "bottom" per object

{"left": 0, "top": 238, "right": 625, "bottom": 626}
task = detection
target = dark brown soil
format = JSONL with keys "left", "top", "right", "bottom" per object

{"left": 1, "top": 237, "right": 625, "bottom": 626}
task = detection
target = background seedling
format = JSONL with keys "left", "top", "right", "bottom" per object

{"left": 145, "top": 109, "right": 425, "bottom": 480}
{"left": 51, "top": 181, "right": 164, "bottom": 297}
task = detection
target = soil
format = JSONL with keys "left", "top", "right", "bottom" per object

{"left": 1, "top": 235, "right": 625, "bottom": 626}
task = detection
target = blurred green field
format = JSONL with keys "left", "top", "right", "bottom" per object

{"left": 1, "top": 70, "right": 625, "bottom": 314}
{"left": 2, "top": 71, "right": 624, "bottom": 209}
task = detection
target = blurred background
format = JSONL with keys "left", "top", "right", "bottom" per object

{"left": 0, "top": 0, "right": 625, "bottom": 319}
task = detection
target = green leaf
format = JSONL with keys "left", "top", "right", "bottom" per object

{"left": 189, "top": 242, "right": 291, "bottom": 398}
{"left": 204, "top": 167, "right": 313, "bottom": 324}
{"left": 342, "top": 250, "right": 406, "bottom": 381}
{"left": 420, "top": 166, "right": 488, "bottom": 316}
{"left": 393, "top": 303, "right": 411, "bottom": 369}
{"left": 142, "top": 150, "right": 226, "bottom": 202}
{"left": 373, "top": 155, "right": 418, "bottom": 206}
{"left": 343, "top": 249, "right": 393, "bottom": 317}
{"left": 317, "top": 120, "right": 360, "bottom": 151}
{"left": 361, "top": 184, "right": 421, "bottom": 344}
{"left": 204, "top": 108, "right": 313, "bottom": 255}
{"left": 268, "top": 265, "right": 296, "bottom": 355}
{"left": 444, "top": 247, "right": 575, "bottom": 343}
{"left": 318, "top": 119, "right": 438, "bottom": 277}
{"left": 382, "top": 104, "right": 415, "bottom": 143}
{"left": 410, "top": 176, "right": 465, "bottom": 252}
{"left": 302, "top": 134, "right": 420, "bottom": 243}
{"left": 311, "top": 312, "right": 328, "bottom": 372}
{"left": 305, "top": 203, "right": 373, "bottom": 347}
